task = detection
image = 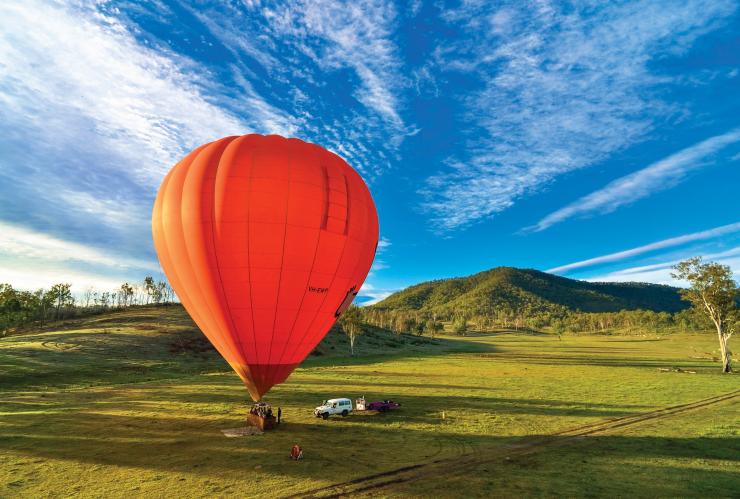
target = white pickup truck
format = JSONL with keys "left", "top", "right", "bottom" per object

{"left": 314, "top": 398, "right": 353, "bottom": 419}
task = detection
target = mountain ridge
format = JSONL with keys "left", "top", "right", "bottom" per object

{"left": 372, "top": 267, "right": 687, "bottom": 315}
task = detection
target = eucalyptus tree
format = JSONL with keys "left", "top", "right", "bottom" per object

{"left": 339, "top": 305, "right": 364, "bottom": 355}
{"left": 48, "top": 283, "right": 73, "bottom": 319}
{"left": 672, "top": 257, "right": 737, "bottom": 373}
{"left": 120, "top": 283, "right": 134, "bottom": 307}
{"left": 424, "top": 319, "right": 443, "bottom": 339}
{"left": 143, "top": 276, "right": 156, "bottom": 304}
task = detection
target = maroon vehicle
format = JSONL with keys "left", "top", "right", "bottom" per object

{"left": 364, "top": 399, "right": 401, "bottom": 412}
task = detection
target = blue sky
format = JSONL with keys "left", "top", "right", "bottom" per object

{"left": 1, "top": 0, "right": 739, "bottom": 304}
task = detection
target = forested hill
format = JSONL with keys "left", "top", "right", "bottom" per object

{"left": 372, "top": 267, "right": 687, "bottom": 315}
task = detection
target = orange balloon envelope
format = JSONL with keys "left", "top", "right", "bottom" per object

{"left": 152, "top": 134, "right": 379, "bottom": 400}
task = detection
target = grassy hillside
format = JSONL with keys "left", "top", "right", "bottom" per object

{"left": 1, "top": 306, "right": 737, "bottom": 498}
{"left": 374, "top": 267, "right": 687, "bottom": 315}
{"left": 0, "top": 305, "right": 474, "bottom": 392}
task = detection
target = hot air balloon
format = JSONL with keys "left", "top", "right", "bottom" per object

{"left": 152, "top": 134, "right": 379, "bottom": 401}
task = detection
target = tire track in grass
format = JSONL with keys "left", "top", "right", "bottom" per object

{"left": 288, "top": 389, "right": 740, "bottom": 498}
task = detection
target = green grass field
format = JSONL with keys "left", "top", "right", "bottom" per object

{"left": 1, "top": 306, "right": 738, "bottom": 498}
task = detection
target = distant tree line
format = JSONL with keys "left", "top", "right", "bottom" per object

{"left": 360, "top": 306, "right": 712, "bottom": 337}
{"left": 0, "top": 277, "right": 175, "bottom": 334}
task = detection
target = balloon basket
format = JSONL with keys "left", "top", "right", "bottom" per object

{"left": 247, "top": 402, "right": 277, "bottom": 431}
{"left": 247, "top": 413, "right": 276, "bottom": 431}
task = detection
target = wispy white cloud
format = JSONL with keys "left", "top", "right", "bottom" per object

{"left": 180, "top": 0, "right": 410, "bottom": 176}
{"left": 408, "top": 0, "right": 422, "bottom": 18}
{"left": 0, "top": 1, "right": 286, "bottom": 187}
{"left": 369, "top": 261, "right": 390, "bottom": 273}
{"left": 587, "top": 246, "right": 740, "bottom": 286}
{"left": 356, "top": 282, "right": 397, "bottom": 306}
{"left": 0, "top": 221, "right": 157, "bottom": 273}
{"left": 56, "top": 191, "right": 150, "bottom": 231}
{"left": 267, "top": 0, "right": 404, "bottom": 126}
{"left": 421, "top": 0, "right": 737, "bottom": 231}
{"left": 548, "top": 222, "right": 740, "bottom": 274}
{"left": 0, "top": 221, "right": 159, "bottom": 292}
{"left": 362, "top": 236, "right": 393, "bottom": 302}
{"left": 368, "top": 237, "right": 391, "bottom": 274}
{"left": 532, "top": 128, "right": 740, "bottom": 232}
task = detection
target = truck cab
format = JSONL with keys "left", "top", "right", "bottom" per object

{"left": 314, "top": 398, "right": 353, "bottom": 419}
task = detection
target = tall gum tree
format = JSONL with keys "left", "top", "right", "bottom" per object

{"left": 672, "top": 257, "right": 737, "bottom": 373}
{"left": 339, "top": 305, "right": 364, "bottom": 356}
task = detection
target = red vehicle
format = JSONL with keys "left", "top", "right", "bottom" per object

{"left": 356, "top": 397, "right": 401, "bottom": 412}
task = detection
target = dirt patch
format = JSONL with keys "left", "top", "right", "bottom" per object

{"left": 134, "top": 324, "right": 158, "bottom": 331}
{"left": 221, "top": 427, "right": 264, "bottom": 437}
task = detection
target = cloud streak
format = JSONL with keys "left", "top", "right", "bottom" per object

{"left": 0, "top": 221, "right": 158, "bottom": 273}
{"left": 548, "top": 221, "right": 740, "bottom": 274}
{"left": 531, "top": 128, "right": 740, "bottom": 232}
{"left": 587, "top": 246, "right": 740, "bottom": 286}
{"left": 356, "top": 282, "right": 398, "bottom": 306}
{"left": 0, "top": 221, "right": 159, "bottom": 292}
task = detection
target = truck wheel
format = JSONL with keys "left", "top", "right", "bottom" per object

{"left": 322, "top": 412, "right": 329, "bottom": 420}
{"left": 341, "top": 410, "right": 348, "bottom": 417}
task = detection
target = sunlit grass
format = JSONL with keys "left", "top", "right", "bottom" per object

{"left": 1, "top": 306, "right": 737, "bottom": 497}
